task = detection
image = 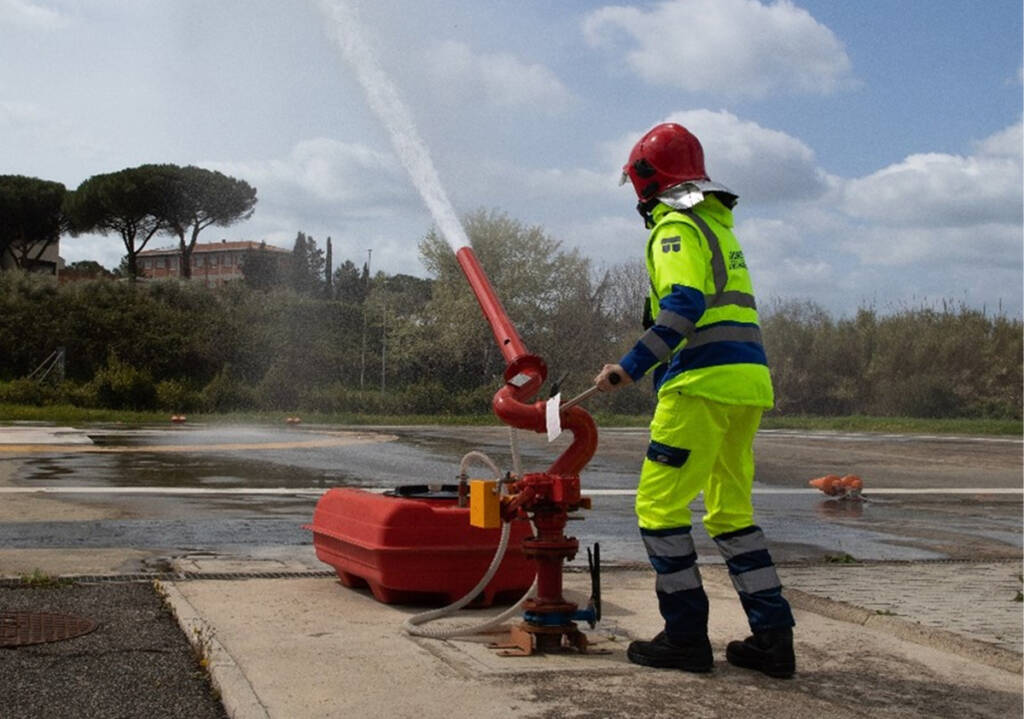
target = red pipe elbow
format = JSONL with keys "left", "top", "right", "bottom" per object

{"left": 457, "top": 245, "right": 598, "bottom": 475}
{"left": 492, "top": 384, "right": 598, "bottom": 476}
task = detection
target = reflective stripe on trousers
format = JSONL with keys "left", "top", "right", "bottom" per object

{"left": 713, "top": 525, "right": 795, "bottom": 632}
{"left": 641, "top": 526, "right": 709, "bottom": 640}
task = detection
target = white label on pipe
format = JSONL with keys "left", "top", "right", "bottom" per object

{"left": 546, "top": 394, "right": 562, "bottom": 442}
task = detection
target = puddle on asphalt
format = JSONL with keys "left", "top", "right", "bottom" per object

{"left": 20, "top": 451, "right": 336, "bottom": 489}
{"left": 15, "top": 424, "right": 472, "bottom": 490}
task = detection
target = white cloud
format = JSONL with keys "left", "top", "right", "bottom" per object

{"left": 0, "top": 0, "right": 67, "bottom": 29}
{"left": 0, "top": 100, "right": 107, "bottom": 181}
{"left": 732, "top": 125, "right": 1023, "bottom": 312}
{"left": 973, "top": 120, "right": 1022, "bottom": 158}
{"left": 517, "top": 166, "right": 619, "bottom": 199}
{"left": 839, "top": 222, "right": 1022, "bottom": 270}
{"left": 198, "top": 137, "right": 433, "bottom": 275}
{"left": 0, "top": 99, "right": 46, "bottom": 127}
{"left": 427, "top": 40, "right": 573, "bottom": 111}
{"left": 841, "top": 122, "right": 1023, "bottom": 227}
{"left": 205, "top": 137, "right": 411, "bottom": 211}
{"left": 583, "top": 0, "right": 853, "bottom": 97}
{"left": 735, "top": 216, "right": 839, "bottom": 300}
{"left": 556, "top": 213, "right": 639, "bottom": 260}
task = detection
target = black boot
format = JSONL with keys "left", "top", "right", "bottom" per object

{"left": 627, "top": 631, "right": 713, "bottom": 672}
{"left": 726, "top": 627, "right": 795, "bottom": 678}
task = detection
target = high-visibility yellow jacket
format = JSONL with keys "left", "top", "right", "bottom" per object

{"left": 618, "top": 194, "right": 774, "bottom": 408}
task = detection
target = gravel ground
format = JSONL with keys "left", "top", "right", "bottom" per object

{"left": 0, "top": 581, "right": 226, "bottom": 719}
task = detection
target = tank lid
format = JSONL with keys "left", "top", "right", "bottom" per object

{"left": 384, "top": 484, "right": 461, "bottom": 500}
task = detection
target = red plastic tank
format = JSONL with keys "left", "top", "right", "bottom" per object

{"left": 306, "top": 486, "right": 535, "bottom": 607}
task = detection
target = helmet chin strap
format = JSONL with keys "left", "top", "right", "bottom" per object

{"left": 636, "top": 198, "right": 660, "bottom": 229}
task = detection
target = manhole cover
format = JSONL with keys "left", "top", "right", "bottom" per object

{"left": 0, "top": 612, "right": 98, "bottom": 647}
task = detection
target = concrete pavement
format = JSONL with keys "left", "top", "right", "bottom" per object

{"left": 156, "top": 556, "right": 1022, "bottom": 719}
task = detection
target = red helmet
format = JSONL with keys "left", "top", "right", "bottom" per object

{"left": 621, "top": 123, "right": 708, "bottom": 201}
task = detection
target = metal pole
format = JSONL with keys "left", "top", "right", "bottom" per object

{"left": 380, "top": 299, "right": 386, "bottom": 395}
{"left": 360, "top": 248, "right": 371, "bottom": 390}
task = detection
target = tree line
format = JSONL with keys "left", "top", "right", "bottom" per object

{"left": 1, "top": 167, "right": 256, "bottom": 279}
{"left": 3, "top": 169, "right": 375, "bottom": 301}
{"left": 0, "top": 208, "right": 1019, "bottom": 420}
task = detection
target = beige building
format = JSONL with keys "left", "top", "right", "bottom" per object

{"left": 0, "top": 238, "right": 60, "bottom": 275}
{"left": 137, "top": 240, "right": 289, "bottom": 285}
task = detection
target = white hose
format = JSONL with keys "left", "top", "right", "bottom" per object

{"left": 401, "top": 444, "right": 537, "bottom": 639}
{"left": 457, "top": 449, "right": 503, "bottom": 482}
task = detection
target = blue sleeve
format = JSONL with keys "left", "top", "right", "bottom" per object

{"left": 618, "top": 284, "right": 706, "bottom": 380}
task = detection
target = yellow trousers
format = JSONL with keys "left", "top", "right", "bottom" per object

{"left": 636, "top": 391, "right": 761, "bottom": 535}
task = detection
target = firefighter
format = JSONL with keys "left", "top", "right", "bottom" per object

{"left": 594, "top": 122, "right": 795, "bottom": 678}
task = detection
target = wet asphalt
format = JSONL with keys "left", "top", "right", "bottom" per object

{"left": 2, "top": 424, "right": 1020, "bottom": 567}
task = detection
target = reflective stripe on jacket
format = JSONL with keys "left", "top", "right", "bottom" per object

{"left": 618, "top": 194, "right": 774, "bottom": 408}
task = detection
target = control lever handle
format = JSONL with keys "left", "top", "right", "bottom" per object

{"left": 587, "top": 542, "right": 601, "bottom": 625}
{"left": 560, "top": 372, "right": 620, "bottom": 412}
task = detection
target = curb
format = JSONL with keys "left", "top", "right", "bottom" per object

{"left": 158, "top": 581, "right": 271, "bottom": 719}
{"left": 784, "top": 587, "right": 1023, "bottom": 674}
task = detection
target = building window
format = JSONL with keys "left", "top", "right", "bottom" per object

{"left": 195, "top": 255, "right": 204, "bottom": 267}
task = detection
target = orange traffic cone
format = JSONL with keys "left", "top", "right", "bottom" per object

{"left": 809, "top": 474, "right": 864, "bottom": 498}
{"left": 840, "top": 475, "right": 862, "bottom": 495}
{"left": 808, "top": 474, "right": 843, "bottom": 496}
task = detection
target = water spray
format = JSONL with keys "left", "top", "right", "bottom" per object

{"left": 316, "top": 0, "right": 469, "bottom": 252}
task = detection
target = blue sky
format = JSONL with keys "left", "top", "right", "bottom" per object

{"left": 2, "top": 0, "right": 1021, "bottom": 316}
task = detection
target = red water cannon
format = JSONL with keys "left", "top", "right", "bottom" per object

{"left": 457, "top": 246, "right": 601, "bottom": 654}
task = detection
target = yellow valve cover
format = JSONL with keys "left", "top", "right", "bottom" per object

{"left": 469, "top": 479, "right": 501, "bottom": 529}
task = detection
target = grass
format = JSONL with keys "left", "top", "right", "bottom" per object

{"left": 758, "top": 414, "right": 1021, "bottom": 436}
{"left": 0, "top": 403, "right": 1020, "bottom": 435}
{"left": 19, "top": 568, "right": 72, "bottom": 588}
{"left": 0, "top": 403, "right": 496, "bottom": 427}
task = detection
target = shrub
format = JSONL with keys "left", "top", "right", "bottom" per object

{"left": 61, "top": 381, "right": 98, "bottom": 408}
{"left": 0, "top": 378, "right": 57, "bottom": 406}
{"left": 395, "top": 381, "right": 450, "bottom": 415}
{"left": 451, "top": 383, "right": 500, "bottom": 415}
{"left": 201, "top": 366, "right": 257, "bottom": 412}
{"left": 89, "top": 352, "right": 157, "bottom": 410}
{"left": 155, "top": 379, "right": 203, "bottom": 413}
{"left": 257, "top": 359, "right": 301, "bottom": 411}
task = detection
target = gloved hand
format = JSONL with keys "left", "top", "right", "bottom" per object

{"left": 594, "top": 364, "right": 631, "bottom": 392}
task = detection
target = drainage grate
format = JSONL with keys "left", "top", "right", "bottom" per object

{"left": 0, "top": 611, "right": 98, "bottom": 647}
